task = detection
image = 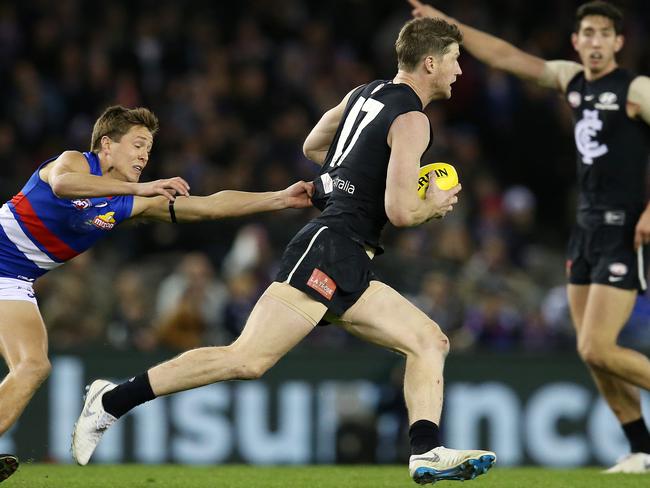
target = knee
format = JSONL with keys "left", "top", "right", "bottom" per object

{"left": 577, "top": 339, "right": 609, "bottom": 371}
{"left": 411, "top": 323, "right": 450, "bottom": 358}
{"left": 17, "top": 356, "right": 51, "bottom": 386}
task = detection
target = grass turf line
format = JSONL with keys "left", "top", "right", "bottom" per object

{"left": 7, "top": 465, "right": 649, "bottom": 487}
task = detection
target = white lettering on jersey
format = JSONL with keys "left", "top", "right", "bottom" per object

{"left": 575, "top": 109, "right": 609, "bottom": 164}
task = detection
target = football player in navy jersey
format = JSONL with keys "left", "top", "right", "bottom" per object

{"left": 73, "top": 18, "right": 496, "bottom": 484}
{"left": 410, "top": 0, "right": 650, "bottom": 473}
{"left": 0, "top": 105, "right": 313, "bottom": 482}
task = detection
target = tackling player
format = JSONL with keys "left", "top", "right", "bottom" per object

{"left": 0, "top": 105, "right": 313, "bottom": 482}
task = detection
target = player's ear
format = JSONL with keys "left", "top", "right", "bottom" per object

{"left": 424, "top": 55, "right": 436, "bottom": 74}
{"left": 614, "top": 34, "right": 624, "bottom": 53}
{"left": 570, "top": 32, "right": 579, "bottom": 52}
{"left": 100, "top": 135, "right": 112, "bottom": 153}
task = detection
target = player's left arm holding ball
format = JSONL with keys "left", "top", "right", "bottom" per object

{"left": 385, "top": 111, "right": 460, "bottom": 227}
{"left": 130, "top": 180, "right": 314, "bottom": 223}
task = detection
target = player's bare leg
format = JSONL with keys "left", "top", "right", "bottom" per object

{"left": 72, "top": 284, "right": 321, "bottom": 465}
{"left": 336, "top": 281, "right": 495, "bottom": 484}
{"left": 0, "top": 301, "right": 51, "bottom": 435}
{"left": 569, "top": 284, "right": 650, "bottom": 472}
{"left": 0, "top": 301, "right": 50, "bottom": 482}
{"left": 148, "top": 291, "right": 318, "bottom": 395}
{"left": 576, "top": 285, "right": 650, "bottom": 390}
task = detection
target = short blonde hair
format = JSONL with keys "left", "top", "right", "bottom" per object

{"left": 90, "top": 105, "right": 159, "bottom": 152}
{"left": 396, "top": 17, "right": 463, "bottom": 72}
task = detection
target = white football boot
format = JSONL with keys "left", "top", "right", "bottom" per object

{"left": 71, "top": 379, "right": 118, "bottom": 465}
{"left": 409, "top": 446, "right": 497, "bottom": 484}
{"left": 603, "top": 452, "right": 650, "bottom": 474}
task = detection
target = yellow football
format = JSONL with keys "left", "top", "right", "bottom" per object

{"left": 417, "top": 162, "right": 459, "bottom": 199}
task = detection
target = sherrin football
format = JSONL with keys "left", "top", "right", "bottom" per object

{"left": 417, "top": 162, "right": 459, "bottom": 199}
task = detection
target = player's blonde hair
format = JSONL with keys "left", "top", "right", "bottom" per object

{"left": 90, "top": 105, "right": 159, "bottom": 152}
{"left": 396, "top": 17, "right": 463, "bottom": 72}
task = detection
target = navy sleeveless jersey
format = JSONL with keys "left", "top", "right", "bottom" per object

{"left": 311, "top": 80, "right": 428, "bottom": 251}
{"left": 566, "top": 68, "right": 650, "bottom": 222}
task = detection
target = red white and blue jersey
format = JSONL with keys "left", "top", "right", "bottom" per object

{"left": 0, "top": 152, "right": 134, "bottom": 281}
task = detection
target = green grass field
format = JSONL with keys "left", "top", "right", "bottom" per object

{"left": 4, "top": 464, "right": 649, "bottom": 488}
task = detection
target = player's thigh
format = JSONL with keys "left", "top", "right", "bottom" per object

{"left": 0, "top": 300, "right": 49, "bottom": 370}
{"left": 230, "top": 283, "right": 324, "bottom": 362}
{"left": 336, "top": 281, "right": 447, "bottom": 356}
{"left": 567, "top": 284, "right": 590, "bottom": 333}
{"left": 579, "top": 284, "right": 637, "bottom": 348}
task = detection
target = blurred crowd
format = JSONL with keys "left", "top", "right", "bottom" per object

{"left": 1, "top": 0, "right": 649, "bottom": 353}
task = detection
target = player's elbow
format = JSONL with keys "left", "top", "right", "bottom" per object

{"left": 302, "top": 142, "right": 323, "bottom": 164}
{"left": 386, "top": 204, "right": 416, "bottom": 228}
{"left": 50, "top": 177, "right": 73, "bottom": 199}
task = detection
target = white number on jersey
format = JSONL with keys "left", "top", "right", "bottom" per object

{"left": 330, "top": 96, "right": 385, "bottom": 167}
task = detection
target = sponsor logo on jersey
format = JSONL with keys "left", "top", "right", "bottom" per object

{"left": 595, "top": 91, "right": 619, "bottom": 110}
{"left": 72, "top": 199, "right": 92, "bottom": 210}
{"left": 332, "top": 176, "right": 356, "bottom": 195}
{"left": 320, "top": 173, "right": 334, "bottom": 194}
{"left": 608, "top": 262, "right": 628, "bottom": 276}
{"left": 95, "top": 202, "right": 109, "bottom": 208}
{"left": 575, "top": 109, "right": 608, "bottom": 164}
{"left": 92, "top": 211, "right": 116, "bottom": 230}
{"left": 307, "top": 268, "right": 336, "bottom": 300}
{"left": 568, "top": 91, "right": 581, "bottom": 108}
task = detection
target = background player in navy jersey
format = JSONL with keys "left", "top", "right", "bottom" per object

{"left": 0, "top": 105, "right": 313, "bottom": 481}
{"left": 410, "top": 0, "right": 650, "bottom": 473}
{"left": 72, "top": 18, "right": 496, "bottom": 484}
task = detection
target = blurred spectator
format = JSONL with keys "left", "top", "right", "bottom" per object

{"left": 155, "top": 252, "right": 229, "bottom": 348}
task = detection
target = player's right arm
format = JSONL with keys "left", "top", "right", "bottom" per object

{"left": 303, "top": 87, "right": 359, "bottom": 165}
{"left": 385, "top": 111, "right": 460, "bottom": 227}
{"left": 408, "top": 0, "right": 579, "bottom": 90}
{"left": 44, "top": 150, "right": 189, "bottom": 201}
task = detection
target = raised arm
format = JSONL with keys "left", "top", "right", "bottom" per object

{"left": 385, "top": 111, "right": 460, "bottom": 227}
{"left": 303, "top": 87, "right": 359, "bottom": 165}
{"left": 408, "top": 0, "right": 548, "bottom": 83}
{"left": 131, "top": 180, "right": 314, "bottom": 223}
{"left": 45, "top": 150, "right": 190, "bottom": 201}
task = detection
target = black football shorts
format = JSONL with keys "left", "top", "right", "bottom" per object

{"left": 275, "top": 222, "right": 377, "bottom": 317}
{"left": 567, "top": 222, "right": 648, "bottom": 292}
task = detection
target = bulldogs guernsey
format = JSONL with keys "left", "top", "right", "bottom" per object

{"left": 566, "top": 68, "right": 650, "bottom": 224}
{"left": 0, "top": 152, "right": 134, "bottom": 281}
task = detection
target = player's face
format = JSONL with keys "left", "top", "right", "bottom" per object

{"left": 108, "top": 125, "right": 153, "bottom": 182}
{"left": 432, "top": 43, "right": 462, "bottom": 99}
{"left": 572, "top": 15, "right": 623, "bottom": 75}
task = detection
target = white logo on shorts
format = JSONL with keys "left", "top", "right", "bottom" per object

{"left": 608, "top": 262, "right": 628, "bottom": 276}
